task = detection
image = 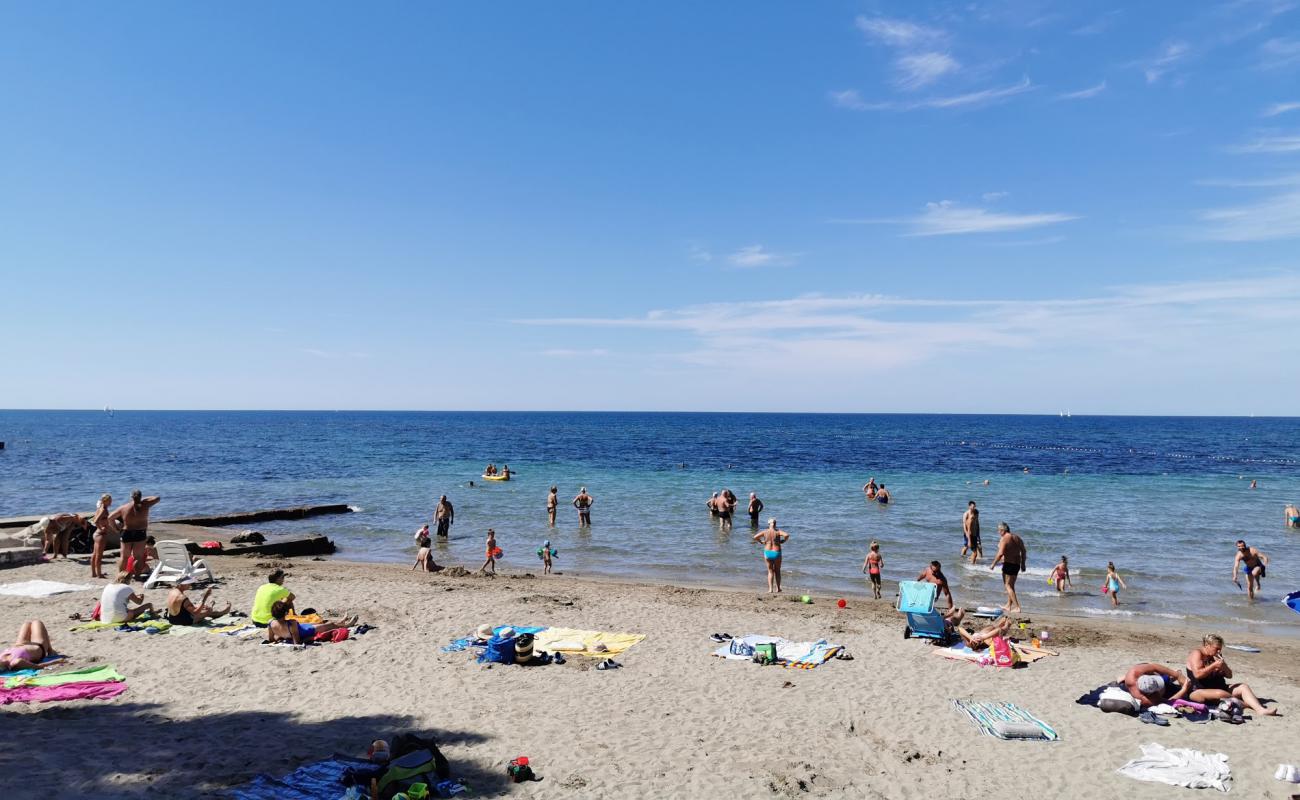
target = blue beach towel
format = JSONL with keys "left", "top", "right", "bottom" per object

{"left": 1285, "top": 590, "right": 1300, "bottom": 615}
{"left": 226, "top": 754, "right": 372, "bottom": 799}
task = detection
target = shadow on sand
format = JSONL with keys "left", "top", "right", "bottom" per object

{"left": 1, "top": 702, "right": 502, "bottom": 798}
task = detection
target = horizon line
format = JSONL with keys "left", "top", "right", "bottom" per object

{"left": 1, "top": 408, "right": 1295, "bottom": 420}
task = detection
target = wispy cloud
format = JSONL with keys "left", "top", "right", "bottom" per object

{"left": 514, "top": 275, "right": 1300, "bottom": 379}
{"left": 837, "top": 200, "right": 1078, "bottom": 236}
{"left": 1072, "top": 11, "right": 1122, "bottom": 36}
{"left": 541, "top": 348, "right": 609, "bottom": 358}
{"left": 1259, "top": 36, "right": 1300, "bottom": 69}
{"left": 1228, "top": 132, "right": 1300, "bottom": 153}
{"left": 1198, "top": 189, "right": 1300, "bottom": 241}
{"left": 1057, "top": 80, "right": 1107, "bottom": 100}
{"left": 1140, "top": 41, "right": 1191, "bottom": 84}
{"left": 894, "top": 52, "right": 961, "bottom": 90}
{"left": 726, "top": 245, "right": 797, "bottom": 268}
{"left": 687, "top": 244, "right": 713, "bottom": 263}
{"left": 835, "top": 78, "right": 1035, "bottom": 112}
{"left": 855, "top": 16, "right": 946, "bottom": 48}
{"left": 1263, "top": 101, "right": 1300, "bottom": 117}
{"left": 981, "top": 191, "right": 1010, "bottom": 202}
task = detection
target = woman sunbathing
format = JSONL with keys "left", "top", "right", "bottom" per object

{"left": 264, "top": 601, "right": 355, "bottom": 645}
{"left": 2, "top": 620, "right": 63, "bottom": 670}
{"left": 164, "top": 580, "right": 230, "bottom": 626}
{"left": 944, "top": 609, "right": 1014, "bottom": 648}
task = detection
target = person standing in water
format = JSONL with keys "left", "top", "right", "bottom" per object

{"left": 747, "top": 493, "right": 764, "bottom": 528}
{"left": 875, "top": 484, "right": 891, "bottom": 505}
{"left": 862, "top": 541, "right": 884, "bottom": 599}
{"left": 479, "top": 529, "right": 499, "bottom": 575}
{"left": 1232, "top": 539, "right": 1268, "bottom": 600}
{"left": 962, "top": 501, "right": 982, "bottom": 563}
{"left": 573, "top": 487, "right": 593, "bottom": 527}
{"left": 434, "top": 495, "right": 454, "bottom": 538}
{"left": 753, "top": 518, "right": 789, "bottom": 594}
{"left": 717, "top": 489, "right": 734, "bottom": 531}
{"left": 1051, "top": 555, "right": 1072, "bottom": 593}
{"left": 989, "top": 522, "right": 1026, "bottom": 613}
{"left": 1285, "top": 503, "right": 1299, "bottom": 529}
{"left": 1103, "top": 561, "right": 1126, "bottom": 606}
{"left": 547, "top": 486, "right": 559, "bottom": 527}
{"left": 863, "top": 477, "right": 877, "bottom": 498}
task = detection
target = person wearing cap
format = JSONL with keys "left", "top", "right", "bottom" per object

{"left": 573, "top": 487, "right": 594, "bottom": 526}
{"left": 1121, "top": 662, "right": 1190, "bottom": 708}
{"left": 251, "top": 569, "right": 294, "bottom": 626}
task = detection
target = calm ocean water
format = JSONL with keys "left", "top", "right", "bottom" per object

{"left": 2, "top": 411, "right": 1298, "bottom": 635}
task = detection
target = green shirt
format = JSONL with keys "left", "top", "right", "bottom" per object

{"left": 251, "top": 583, "right": 291, "bottom": 625}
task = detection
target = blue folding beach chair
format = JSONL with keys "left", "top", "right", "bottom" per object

{"left": 897, "top": 580, "right": 948, "bottom": 641}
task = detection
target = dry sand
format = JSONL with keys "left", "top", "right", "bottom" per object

{"left": 1, "top": 555, "right": 1297, "bottom": 799}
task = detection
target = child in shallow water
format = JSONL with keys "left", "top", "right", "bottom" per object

{"left": 1103, "top": 561, "right": 1127, "bottom": 606}
{"left": 862, "top": 541, "right": 884, "bottom": 599}
{"left": 479, "top": 529, "right": 499, "bottom": 575}
{"left": 1050, "top": 556, "right": 1072, "bottom": 593}
{"left": 537, "top": 540, "right": 557, "bottom": 575}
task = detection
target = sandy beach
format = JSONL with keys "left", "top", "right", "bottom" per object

{"left": 1, "top": 552, "right": 1296, "bottom": 799}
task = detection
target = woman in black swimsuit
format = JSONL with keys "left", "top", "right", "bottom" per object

{"left": 165, "top": 581, "right": 230, "bottom": 625}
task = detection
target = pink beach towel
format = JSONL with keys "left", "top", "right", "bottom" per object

{"left": 0, "top": 681, "right": 128, "bottom": 705}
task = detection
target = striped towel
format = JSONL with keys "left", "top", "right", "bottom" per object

{"left": 952, "top": 700, "right": 1059, "bottom": 741}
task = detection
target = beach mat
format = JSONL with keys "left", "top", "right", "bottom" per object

{"left": 952, "top": 700, "right": 1059, "bottom": 741}
{"left": 0, "top": 580, "right": 95, "bottom": 598}
{"left": 533, "top": 627, "right": 644, "bottom": 657}
{"left": 5, "top": 664, "right": 123, "bottom": 689}
{"left": 711, "top": 634, "right": 843, "bottom": 668}
{"left": 0, "top": 680, "right": 127, "bottom": 705}
{"left": 226, "top": 753, "right": 373, "bottom": 799}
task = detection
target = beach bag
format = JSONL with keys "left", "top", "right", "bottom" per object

{"left": 753, "top": 642, "right": 778, "bottom": 665}
{"left": 377, "top": 750, "right": 446, "bottom": 800}
{"left": 729, "top": 639, "right": 755, "bottom": 657}
{"left": 91, "top": 602, "right": 101, "bottom": 622}
{"left": 987, "top": 636, "right": 1018, "bottom": 667}
{"left": 514, "top": 633, "right": 535, "bottom": 664}
{"left": 479, "top": 634, "right": 517, "bottom": 665}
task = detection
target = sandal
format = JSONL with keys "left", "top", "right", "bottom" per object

{"left": 709, "top": 633, "right": 725, "bottom": 643}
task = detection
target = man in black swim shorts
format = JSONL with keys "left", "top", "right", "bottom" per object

{"left": 990, "top": 522, "right": 1026, "bottom": 613}
{"left": 109, "top": 489, "right": 161, "bottom": 579}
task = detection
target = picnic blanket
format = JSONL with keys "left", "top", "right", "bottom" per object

{"left": 1117, "top": 743, "right": 1231, "bottom": 792}
{"left": 0, "top": 680, "right": 127, "bottom": 705}
{"left": 5, "top": 664, "right": 123, "bottom": 689}
{"left": 952, "top": 700, "right": 1059, "bottom": 741}
{"left": 0, "top": 580, "right": 95, "bottom": 598}
{"left": 711, "top": 634, "right": 843, "bottom": 668}
{"left": 533, "top": 627, "right": 645, "bottom": 657}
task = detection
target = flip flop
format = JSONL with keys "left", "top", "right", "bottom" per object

{"left": 1139, "top": 711, "right": 1169, "bottom": 726}
{"left": 596, "top": 660, "right": 611, "bottom": 670}
{"left": 553, "top": 653, "right": 565, "bottom": 664}
{"left": 720, "top": 633, "right": 733, "bottom": 640}
{"left": 709, "top": 633, "right": 725, "bottom": 643}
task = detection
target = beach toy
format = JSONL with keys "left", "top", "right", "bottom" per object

{"left": 1039, "top": 630, "right": 1051, "bottom": 641}
{"left": 837, "top": 598, "right": 847, "bottom": 608}
{"left": 801, "top": 595, "right": 812, "bottom": 604}
{"left": 406, "top": 783, "right": 430, "bottom": 800}
{"left": 493, "top": 547, "right": 503, "bottom": 558}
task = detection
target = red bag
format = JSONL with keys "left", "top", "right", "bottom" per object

{"left": 91, "top": 602, "right": 101, "bottom": 621}
{"left": 319, "top": 628, "right": 349, "bottom": 643}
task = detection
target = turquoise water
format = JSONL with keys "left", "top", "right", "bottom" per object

{"left": 2, "top": 411, "right": 1298, "bottom": 635}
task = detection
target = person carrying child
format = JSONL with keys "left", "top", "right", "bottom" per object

{"left": 1103, "top": 561, "right": 1127, "bottom": 606}
{"left": 861, "top": 541, "right": 884, "bottom": 599}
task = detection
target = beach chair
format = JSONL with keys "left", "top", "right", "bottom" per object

{"left": 143, "top": 540, "right": 217, "bottom": 589}
{"left": 897, "top": 580, "right": 948, "bottom": 642}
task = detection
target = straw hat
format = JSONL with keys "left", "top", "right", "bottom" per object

{"left": 475, "top": 624, "right": 494, "bottom": 640}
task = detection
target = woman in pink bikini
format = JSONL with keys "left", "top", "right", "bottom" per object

{"left": 1, "top": 620, "right": 61, "bottom": 671}
{"left": 862, "top": 541, "right": 884, "bottom": 599}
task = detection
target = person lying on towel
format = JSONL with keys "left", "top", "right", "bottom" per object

{"left": 264, "top": 601, "right": 355, "bottom": 645}
{"left": 1119, "top": 663, "right": 1190, "bottom": 708}
{"left": 943, "top": 609, "right": 1014, "bottom": 649}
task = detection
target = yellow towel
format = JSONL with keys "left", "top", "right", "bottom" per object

{"left": 287, "top": 613, "right": 324, "bottom": 624}
{"left": 532, "top": 627, "right": 645, "bottom": 657}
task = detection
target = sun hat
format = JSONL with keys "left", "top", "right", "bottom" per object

{"left": 475, "top": 624, "right": 494, "bottom": 640}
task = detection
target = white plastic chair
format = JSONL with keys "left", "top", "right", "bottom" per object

{"left": 143, "top": 540, "right": 217, "bottom": 589}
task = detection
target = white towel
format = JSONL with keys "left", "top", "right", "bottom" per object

{"left": 1118, "top": 743, "right": 1231, "bottom": 792}
{"left": 0, "top": 579, "right": 96, "bottom": 598}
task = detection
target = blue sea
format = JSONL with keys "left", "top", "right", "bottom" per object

{"left": 2, "top": 411, "right": 1298, "bottom": 635}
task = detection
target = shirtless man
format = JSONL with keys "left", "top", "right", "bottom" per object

{"left": 1231, "top": 539, "right": 1268, "bottom": 600}
{"left": 962, "top": 501, "right": 982, "bottom": 563}
{"left": 1286, "top": 503, "right": 1299, "bottom": 530}
{"left": 1186, "top": 633, "right": 1278, "bottom": 716}
{"left": 875, "top": 484, "right": 891, "bottom": 505}
{"left": 706, "top": 492, "right": 720, "bottom": 518}
{"left": 747, "top": 493, "right": 764, "bottom": 528}
{"left": 573, "top": 487, "right": 593, "bottom": 526}
{"left": 718, "top": 489, "right": 735, "bottom": 531}
{"left": 435, "top": 495, "right": 454, "bottom": 538}
{"left": 547, "top": 486, "right": 559, "bottom": 527}
{"left": 109, "top": 490, "right": 160, "bottom": 578}
{"left": 1121, "top": 662, "right": 1190, "bottom": 708}
{"left": 917, "top": 561, "right": 954, "bottom": 609}
{"left": 862, "top": 477, "right": 877, "bottom": 498}
{"left": 989, "top": 522, "right": 1026, "bottom": 613}
{"left": 753, "top": 518, "right": 789, "bottom": 594}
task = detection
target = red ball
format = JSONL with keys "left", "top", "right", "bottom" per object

{"left": 837, "top": 598, "right": 847, "bottom": 608}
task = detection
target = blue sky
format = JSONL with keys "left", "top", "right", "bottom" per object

{"left": 2, "top": 2, "right": 1298, "bottom": 414}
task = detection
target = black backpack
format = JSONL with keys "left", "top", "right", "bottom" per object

{"left": 376, "top": 734, "right": 450, "bottom": 799}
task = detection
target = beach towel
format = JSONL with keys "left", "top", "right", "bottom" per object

{"left": 226, "top": 753, "right": 374, "bottom": 800}
{"left": 533, "top": 627, "right": 644, "bottom": 657}
{"left": 711, "top": 634, "right": 844, "bottom": 668}
{"left": 70, "top": 618, "right": 172, "bottom": 634}
{"left": 935, "top": 642, "right": 984, "bottom": 662}
{"left": 0, "top": 579, "right": 95, "bottom": 598}
{"left": 1, "top": 655, "right": 62, "bottom": 679}
{"left": 0, "top": 680, "right": 128, "bottom": 705}
{"left": 952, "top": 700, "right": 1059, "bottom": 741}
{"left": 5, "top": 664, "right": 123, "bottom": 689}
{"left": 1117, "top": 743, "right": 1231, "bottom": 792}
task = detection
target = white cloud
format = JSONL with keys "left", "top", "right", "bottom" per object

{"left": 899, "top": 200, "right": 1079, "bottom": 236}
{"left": 1259, "top": 37, "right": 1300, "bottom": 69}
{"left": 1057, "top": 80, "right": 1107, "bottom": 100}
{"left": 894, "top": 52, "right": 961, "bottom": 90}
{"left": 981, "top": 191, "right": 1010, "bottom": 202}
{"left": 1198, "top": 190, "right": 1300, "bottom": 241}
{"left": 855, "top": 16, "right": 946, "bottom": 48}
{"left": 726, "top": 245, "right": 796, "bottom": 268}
{"left": 1228, "top": 132, "right": 1300, "bottom": 153}
{"left": 1142, "top": 41, "right": 1191, "bottom": 84}
{"left": 1263, "top": 101, "right": 1300, "bottom": 117}
{"left": 836, "top": 78, "right": 1035, "bottom": 112}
